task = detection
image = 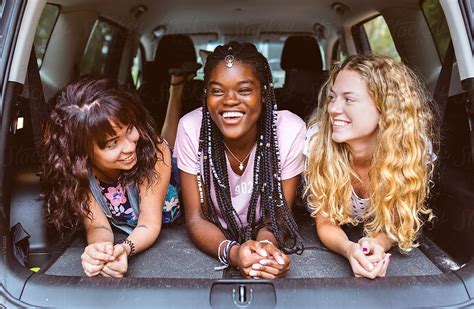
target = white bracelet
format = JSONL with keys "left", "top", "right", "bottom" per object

{"left": 217, "top": 240, "right": 228, "bottom": 265}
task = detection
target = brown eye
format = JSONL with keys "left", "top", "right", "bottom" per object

{"left": 211, "top": 88, "right": 224, "bottom": 95}
{"left": 106, "top": 140, "right": 118, "bottom": 149}
{"left": 239, "top": 88, "right": 252, "bottom": 95}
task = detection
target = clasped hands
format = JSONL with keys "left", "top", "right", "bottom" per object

{"left": 81, "top": 242, "right": 128, "bottom": 277}
{"left": 233, "top": 240, "right": 290, "bottom": 279}
{"left": 346, "top": 237, "right": 391, "bottom": 279}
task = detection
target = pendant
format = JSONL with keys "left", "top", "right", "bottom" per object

{"left": 239, "top": 163, "right": 244, "bottom": 171}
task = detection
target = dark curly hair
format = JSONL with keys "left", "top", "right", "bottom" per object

{"left": 199, "top": 41, "right": 304, "bottom": 254}
{"left": 41, "top": 78, "right": 164, "bottom": 233}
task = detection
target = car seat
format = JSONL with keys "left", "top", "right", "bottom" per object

{"left": 139, "top": 34, "right": 203, "bottom": 131}
{"left": 275, "top": 35, "right": 326, "bottom": 121}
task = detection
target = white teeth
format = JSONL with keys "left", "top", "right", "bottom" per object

{"left": 222, "top": 111, "right": 244, "bottom": 118}
{"left": 333, "top": 120, "right": 349, "bottom": 127}
{"left": 122, "top": 154, "right": 134, "bottom": 162}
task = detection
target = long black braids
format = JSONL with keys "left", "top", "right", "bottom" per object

{"left": 198, "top": 41, "right": 304, "bottom": 254}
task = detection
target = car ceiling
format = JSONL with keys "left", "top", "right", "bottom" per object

{"left": 48, "top": 0, "right": 421, "bottom": 38}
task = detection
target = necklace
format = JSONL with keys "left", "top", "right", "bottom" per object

{"left": 223, "top": 142, "right": 254, "bottom": 171}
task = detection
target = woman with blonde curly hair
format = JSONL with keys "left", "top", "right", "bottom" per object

{"left": 304, "top": 54, "right": 436, "bottom": 279}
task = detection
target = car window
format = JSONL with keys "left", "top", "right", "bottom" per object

{"left": 422, "top": 0, "right": 451, "bottom": 60}
{"left": 362, "top": 15, "right": 400, "bottom": 60}
{"left": 257, "top": 41, "right": 285, "bottom": 87}
{"left": 331, "top": 39, "right": 347, "bottom": 65}
{"left": 79, "top": 18, "right": 127, "bottom": 78}
{"left": 194, "top": 41, "right": 222, "bottom": 80}
{"left": 131, "top": 46, "right": 144, "bottom": 89}
{"left": 33, "top": 4, "right": 59, "bottom": 67}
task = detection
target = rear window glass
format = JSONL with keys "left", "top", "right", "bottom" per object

{"left": 257, "top": 41, "right": 285, "bottom": 88}
{"left": 363, "top": 15, "right": 400, "bottom": 60}
{"left": 79, "top": 19, "right": 126, "bottom": 78}
{"left": 422, "top": 0, "right": 451, "bottom": 60}
{"left": 34, "top": 4, "right": 59, "bottom": 67}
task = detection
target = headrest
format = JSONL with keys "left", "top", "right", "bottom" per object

{"left": 280, "top": 35, "right": 323, "bottom": 72}
{"left": 153, "top": 34, "right": 197, "bottom": 82}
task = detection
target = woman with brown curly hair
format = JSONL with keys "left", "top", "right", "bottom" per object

{"left": 304, "top": 54, "right": 437, "bottom": 279}
{"left": 41, "top": 78, "right": 180, "bottom": 277}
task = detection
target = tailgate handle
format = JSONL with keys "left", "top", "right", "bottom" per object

{"left": 233, "top": 285, "right": 253, "bottom": 306}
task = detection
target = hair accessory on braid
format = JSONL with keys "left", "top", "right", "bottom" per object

{"left": 224, "top": 46, "right": 234, "bottom": 68}
{"left": 225, "top": 55, "right": 235, "bottom": 68}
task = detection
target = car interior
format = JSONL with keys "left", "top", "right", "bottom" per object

{"left": 1, "top": 0, "right": 473, "bottom": 307}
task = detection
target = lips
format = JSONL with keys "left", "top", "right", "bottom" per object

{"left": 220, "top": 111, "right": 245, "bottom": 125}
{"left": 222, "top": 111, "right": 244, "bottom": 118}
{"left": 119, "top": 153, "right": 136, "bottom": 163}
{"left": 332, "top": 119, "right": 351, "bottom": 131}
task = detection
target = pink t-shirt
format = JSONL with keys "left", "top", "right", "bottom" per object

{"left": 174, "top": 107, "right": 306, "bottom": 228}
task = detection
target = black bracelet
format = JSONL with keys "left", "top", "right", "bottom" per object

{"left": 117, "top": 238, "right": 136, "bottom": 257}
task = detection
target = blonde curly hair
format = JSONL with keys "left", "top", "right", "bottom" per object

{"left": 304, "top": 54, "right": 436, "bottom": 252}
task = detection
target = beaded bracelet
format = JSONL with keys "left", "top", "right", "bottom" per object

{"left": 215, "top": 240, "right": 239, "bottom": 271}
{"left": 117, "top": 238, "right": 136, "bottom": 257}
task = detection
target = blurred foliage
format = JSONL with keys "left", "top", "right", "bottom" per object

{"left": 422, "top": 0, "right": 450, "bottom": 60}
{"left": 34, "top": 4, "right": 59, "bottom": 67}
{"left": 364, "top": 15, "right": 401, "bottom": 61}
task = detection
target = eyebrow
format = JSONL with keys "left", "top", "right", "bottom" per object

{"left": 105, "top": 136, "right": 118, "bottom": 144}
{"left": 104, "top": 124, "right": 132, "bottom": 143}
{"left": 330, "top": 89, "right": 358, "bottom": 96}
{"left": 208, "top": 79, "right": 256, "bottom": 87}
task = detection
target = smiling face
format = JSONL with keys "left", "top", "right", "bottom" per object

{"left": 90, "top": 121, "right": 139, "bottom": 180}
{"left": 327, "top": 69, "right": 380, "bottom": 148}
{"left": 206, "top": 60, "right": 262, "bottom": 145}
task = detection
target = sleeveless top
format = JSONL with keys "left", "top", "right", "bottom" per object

{"left": 303, "top": 124, "right": 436, "bottom": 219}
{"left": 88, "top": 151, "right": 181, "bottom": 235}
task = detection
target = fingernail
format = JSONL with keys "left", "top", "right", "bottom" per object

{"left": 362, "top": 247, "right": 368, "bottom": 253}
{"left": 276, "top": 256, "right": 285, "bottom": 265}
{"left": 259, "top": 249, "right": 268, "bottom": 257}
{"left": 259, "top": 259, "right": 268, "bottom": 265}
{"left": 387, "top": 253, "right": 391, "bottom": 260}
{"left": 249, "top": 270, "right": 257, "bottom": 276}
{"left": 252, "top": 264, "right": 262, "bottom": 270}
{"left": 368, "top": 263, "right": 374, "bottom": 271}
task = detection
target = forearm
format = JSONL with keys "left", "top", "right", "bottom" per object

{"left": 373, "top": 232, "right": 393, "bottom": 252}
{"left": 256, "top": 227, "right": 277, "bottom": 244}
{"left": 85, "top": 223, "right": 114, "bottom": 245}
{"left": 187, "top": 218, "right": 228, "bottom": 258}
{"left": 316, "top": 216, "right": 353, "bottom": 259}
{"left": 161, "top": 84, "right": 183, "bottom": 148}
{"left": 122, "top": 221, "right": 162, "bottom": 255}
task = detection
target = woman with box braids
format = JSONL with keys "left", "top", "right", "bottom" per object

{"left": 175, "top": 41, "right": 306, "bottom": 278}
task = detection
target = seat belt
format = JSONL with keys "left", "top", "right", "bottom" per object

{"left": 432, "top": 40, "right": 454, "bottom": 128}
{"left": 27, "top": 46, "right": 48, "bottom": 153}
{"left": 432, "top": 41, "right": 474, "bottom": 165}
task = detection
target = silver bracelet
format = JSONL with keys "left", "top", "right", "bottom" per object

{"left": 259, "top": 239, "right": 274, "bottom": 246}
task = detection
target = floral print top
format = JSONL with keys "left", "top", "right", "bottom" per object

{"left": 97, "top": 178, "right": 138, "bottom": 226}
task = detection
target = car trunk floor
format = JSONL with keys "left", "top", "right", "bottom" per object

{"left": 45, "top": 206, "right": 443, "bottom": 278}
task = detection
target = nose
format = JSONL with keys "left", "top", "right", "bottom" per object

{"left": 327, "top": 97, "right": 343, "bottom": 116}
{"left": 224, "top": 90, "right": 239, "bottom": 105}
{"left": 122, "top": 136, "right": 136, "bottom": 154}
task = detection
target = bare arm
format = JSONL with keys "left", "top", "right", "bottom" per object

{"left": 316, "top": 214, "right": 390, "bottom": 278}
{"left": 161, "top": 75, "right": 186, "bottom": 148}
{"left": 181, "top": 169, "right": 270, "bottom": 278}
{"left": 119, "top": 141, "right": 171, "bottom": 256}
{"left": 81, "top": 197, "right": 115, "bottom": 276}
{"left": 180, "top": 169, "right": 228, "bottom": 258}
{"left": 83, "top": 198, "right": 115, "bottom": 245}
